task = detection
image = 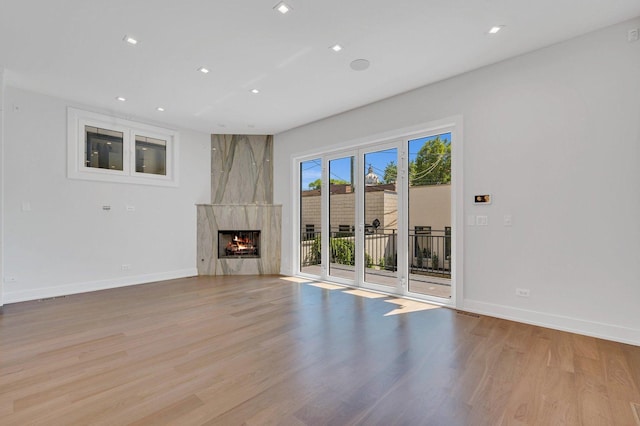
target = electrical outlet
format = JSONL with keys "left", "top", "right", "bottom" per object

{"left": 476, "top": 215, "right": 488, "bottom": 226}
{"left": 629, "top": 28, "right": 639, "bottom": 42}
{"left": 516, "top": 288, "right": 530, "bottom": 297}
{"left": 3, "top": 276, "right": 16, "bottom": 283}
{"left": 121, "top": 264, "right": 131, "bottom": 271}
{"left": 126, "top": 205, "right": 135, "bottom": 212}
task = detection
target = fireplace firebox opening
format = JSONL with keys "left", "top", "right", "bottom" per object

{"left": 218, "top": 230, "right": 260, "bottom": 259}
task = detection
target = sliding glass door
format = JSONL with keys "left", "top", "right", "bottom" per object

{"left": 296, "top": 127, "right": 456, "bottom": 304}
{"left": 328, "top": 155, "right": 356, "bottom": 283}
{"left": 406, "top": 133, "right": 452, "bottom": 299}
{"left": 299, "top": 159, "right": 322, "bottom": 276}
{"left": 362, "top": 145, "right": 399, "bottom": 291}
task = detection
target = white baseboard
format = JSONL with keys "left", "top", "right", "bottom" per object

{"left": 3, "top": 268, "right": 198, "bottom": 304}
{"left": 280, "top": 266, "right": 294, "bottom": 276}
{"left": 462, "top": 298, "right": 640, "bottom": 347}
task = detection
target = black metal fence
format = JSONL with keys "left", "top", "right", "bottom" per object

{"left": 408, "top": 229, "right": 451, "bottom": 277}
{"left": 300, "top": 227, "right": 452, "bottom": 277}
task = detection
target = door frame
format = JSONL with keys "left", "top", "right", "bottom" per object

{"left": 324, "top": 150, "right": 358, "bottom": 287}
{"left": 358, "top": 140, "right": 404, "bottom": 295}
{"left": 400, "top": 127, "right": 459, "bottom": 305}
{"left": 292, "top": 116, "right": 463, "bottom": 308}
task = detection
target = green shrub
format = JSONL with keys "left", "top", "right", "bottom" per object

{"left": 310, "top": 235, "right": 321, "bottom": 264}
{"left": 330, "top": 238, "right": 355, "bottom": 265}
{"left": 311, "top": 235, "right": 372, "bottom": 267}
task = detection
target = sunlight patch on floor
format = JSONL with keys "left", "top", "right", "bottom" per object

{"left": 383, "top": 298, "right": 441, "bottom": 316}
{"left": 343, "top": 289, "right": 387, "bottom": 299}
{"left": 280, "top": 276, "right": 313, "bottom": 283}
{"left": 307, "top": 282, "right": 345, "bottom": 290}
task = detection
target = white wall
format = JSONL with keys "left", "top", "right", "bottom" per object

{"left": 0, "top": 69, "right": 4, "bottom": 307}
{"left": 274, "top": 18, "right": 640, "bottom": 345}
{"left": 3, "top": 87, "right": 211, "bottom": 302}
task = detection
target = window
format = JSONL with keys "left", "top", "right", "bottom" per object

{"left": 85, "top": 126, "right": 124, "bottom": 171}
{"left": 305, "top": 224, "right": 315, "bottom": 241}
{"left": 135, "top": 135, "right": 166, "bottom": 175}
{"left": 68, "top": 108, "right": 179, "bottom": 186}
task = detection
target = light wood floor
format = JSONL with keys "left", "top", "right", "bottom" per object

{"left": 1, "top": 276, "right": 639, "bottom": 425}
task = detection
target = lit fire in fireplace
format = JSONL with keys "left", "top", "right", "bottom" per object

{"left": 226, "top": 235, "right": 258, "bottom": 256}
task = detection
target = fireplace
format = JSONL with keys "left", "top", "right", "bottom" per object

{"left": 218, "top": 230, "right": 260, "bottom": 259}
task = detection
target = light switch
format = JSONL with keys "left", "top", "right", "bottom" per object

{"left": 21, "top": 202, "right": 32, "bottom": 212}
{"left": 504, "top": 214, "right": 512, "bottom": 226}
{"left": 476, "top": 215, "right": 488, "bottom": 226}
{"left": 126, "top": 205, "right": 135, "bottom": 212}
{"left": 467, "top": 215, "right": 476, "bottom": 226}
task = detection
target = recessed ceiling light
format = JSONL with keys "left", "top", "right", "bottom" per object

{"left": 350, "top": 59, "right": 370, "bottom": 71}
{"left": 273, "top": 1, "right": 291, "bottom": 14}
{"left": 156, "top": 107, "right": 165, "bottom": 112}
{"left": 330, "top": 44, "right": 343, "bottom": 52}
{"left": 251, "top": 89, "right": 260, "bottom": 94}
{"left": 123, "top": 35, "right": 138, "bottom": 45}
{"left": 198, "top": 67, "right": 210, "bottom": 74}
{"left": 488, "top": 25, "right": 504, "bottom": 34}
{"left": 116, "top": 96, "right": 126, "bottom": 102}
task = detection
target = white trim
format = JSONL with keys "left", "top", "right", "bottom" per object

{"left": 3, "top": 268, "right": 198, "bottom": 304}
{"left": 67, "top": 107, "right": 179, "bottom": 187}
{"left": 462, "top": 298, "right": 640, "bottom": 346}
{"left": 452, "top": 120, "right": 464, "bottom": 307}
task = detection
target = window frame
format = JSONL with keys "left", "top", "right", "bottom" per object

{"left": 67, "top": 107, "right": 179, "bottom": 186}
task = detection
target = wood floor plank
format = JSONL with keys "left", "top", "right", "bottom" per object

{"left": 0, "top": 275, "right": 639, "bottom": 425}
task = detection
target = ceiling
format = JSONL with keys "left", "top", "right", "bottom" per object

{"left": 1, "top": 0, "right": 639, "bottom": 135}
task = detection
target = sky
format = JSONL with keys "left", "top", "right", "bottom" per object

{"left": 301, "top": 133, "right": 451, "bottom": 190}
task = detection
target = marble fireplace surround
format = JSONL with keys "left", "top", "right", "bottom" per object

{"left": 197, "top": 134, "right": 282, "bottom": 275}
{"left": 197, "top": 204, "right": 281, "bottom": 275}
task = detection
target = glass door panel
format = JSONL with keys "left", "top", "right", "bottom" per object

{"left": 299, "top": 159, "right": 322, "bottom": 276}
{"left": 363, "top": 147, "right": 398, "bottom": 289}
{"left": 328, "top": 156, "right": 355, "bottom": 281}
{"left": 407, "top": 133, "right": 452, "bottom": 299}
